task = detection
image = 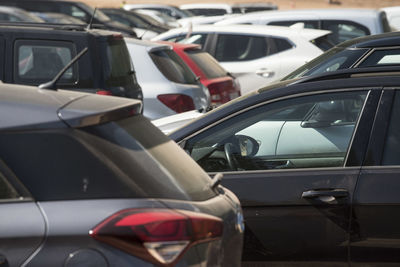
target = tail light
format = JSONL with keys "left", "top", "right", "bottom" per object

{"left": 157, "top": 94, "right": 195, "bottom": 113}
{"left": 96, "top": 90, "right": 113, "bottom": 96}
{"left": 90, "top": 209, "right": 223, "bottom": 266}
{"left": 207, "top": 83, "right": 230, "bottom": 105}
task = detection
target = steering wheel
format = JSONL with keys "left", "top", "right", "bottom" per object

{"left": 224, "top": 143, "right": 238, "bottom": 171}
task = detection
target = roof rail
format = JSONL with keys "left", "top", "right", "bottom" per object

{"left": 293, "top": 66, "right": 400, "bottom": 84}
{"left": 0, "top": 21, "right": 108, "bottom": 31}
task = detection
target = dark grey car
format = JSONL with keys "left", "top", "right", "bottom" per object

{"left": 0, "top": 83, "right": 243, "bottom": 266}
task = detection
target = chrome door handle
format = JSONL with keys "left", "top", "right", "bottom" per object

{"left": 255, "top": 68, "right": 275, "bottom": 78}
{"left": 302, "top": 189, "right": 348, "bottom": 199}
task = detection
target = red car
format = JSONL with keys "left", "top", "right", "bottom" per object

{"left": 160, "top": 41, "right": 241, "bottom": 106}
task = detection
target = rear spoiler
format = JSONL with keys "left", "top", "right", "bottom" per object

{"left": 58, "top": 94, "right": 142, "bottom": 128}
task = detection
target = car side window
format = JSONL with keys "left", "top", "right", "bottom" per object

{"left": 215, "top": 34, "right": 269, "bottom": 62}
{"left": 358, "top": 49, "right": 400, "bottom": 67}
{"left": 322, "top": 20, "right": 370, "bottom": 44}
{"left": 0, "top": 171, "right": 19, "bottom": 200}
{"left": 14, "top": 40, "right": 76, "bottom": 84}
{"left": 184, "top": 91, "right": 367, "bottom": 172}
{"left": 270, "top": 37, "right": 293, "bottom": 53}
{"left": 168, "top": 34, "right": 208, "bottom": 47}
{"left": 382, "top": 91, "right": 400, "bottom": 165}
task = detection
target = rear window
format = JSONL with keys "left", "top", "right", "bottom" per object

{"left": 186, "top": 49, "right": 228, "bottom": 79}
{"left": 0, "top": 115, "right": 216, "bottom": 201}
{"left": 102, "top": 38, "right": 142, "bottom": 98}
{"left": 150, "top": 49, "right": 198, "bottom": 84}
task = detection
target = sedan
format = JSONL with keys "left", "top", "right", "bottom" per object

{"left": 169, "top": 67, "right": 400, "bottom": 265}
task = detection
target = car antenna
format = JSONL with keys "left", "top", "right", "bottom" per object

{"left": 38, "top": 47, "right": 88, "bottom": 90}
{"left": 87, "top": 7, "right": 97, "bottom": 30}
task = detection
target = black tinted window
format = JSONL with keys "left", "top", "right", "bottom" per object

{"left": 0, "top": 116, "right": 216, "bottom": 201}
{"left": 382, "top": 91, "right": 400, "bottom": 165}
{"left": 0, "top": 171, "right": 19, "bottom": 200}
{"left": 322, "top": 20, "right": 370, "bottom": 44}
{"left": 215, "top": 34, "right": 269, "bottom": 62}
{"left": 186, "top": 50, "right": 227, "bottom": 79}
{"left": 150, "top": 49, "right": 197, "bottom": 84}
{"left": 272, "top": 37, "right": 293, "bottom": 53}
{"left": 358, "top": 49, "right": 400, "bottom": 67}
{"left": 187, "top": 9, "right": 227, "bottom": 16}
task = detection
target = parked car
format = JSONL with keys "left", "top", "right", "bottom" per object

{"left": 284, "top": 31, "right": 400, "bottom": 80}
{"left": 179, "top": 3, "right": 234, "bottom": 16}
{"left": 0, "top": 6, "right": 44, "bottom": 22}
{"left": 0, "top": 82, "right": 243, "bottom": 267}
{"left": 135, "top": 9, "right": 181, "bottom": 28}
{"left": 100, "top": 8, "right": 171, "bottom": 40}
{"left": 216, "top": 8, "right": 391, "bottom": 45}
{"left": 0, "top": 23, "right": 142, "bottom": 100}
{"left": 380, "top": 6, "right": 400, "bottom": 30}
{"left": 165, "top": 41, "right": 241, "bottom": 106}
{"left": 153, "top": 24, "right": 332, "bottom": 94}
{"left": 231, "top": 2, "right": 278, "bottom": 13}
{"left": 0, "top": 0, "right": 137, "bottom": 37}
{"left": 169, "top": 67, "right": 400, "bottom": 265}
{"left": 123, "top": 4, "right": 194, "bottom": 20}
{"left": 31, "top": 12, "right": 85, "bottom": 24}
{"left": 125, "top": 38, "right": 210, "bottom": 119}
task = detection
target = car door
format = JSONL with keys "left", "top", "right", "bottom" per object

{"left": 351, "top": 88, "right": 400, "bottom": 265}
{"left": 0, "top": 160, "right": 45, "bottom": 267}
{"left": 181, "top": 88, "right": 380, "bottom": 265}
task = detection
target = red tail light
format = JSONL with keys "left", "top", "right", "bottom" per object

{"left": 157, "top": 94, "right": 195, "bottom": 113}
{"left": 90, "top": 209, "right": 223, "bottom": 266}
{"left": 96, "top": 90, "right": 113, "bottom": 96}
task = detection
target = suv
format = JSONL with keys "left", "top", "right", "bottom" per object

{"left": 0, "top": 82, "right": 244, "bottom": 266}
{"left": 0, "top": 0, "right": 137, "bottom": 37}
{"left": 0, "top": 23, "right": 142, "bottom": 99}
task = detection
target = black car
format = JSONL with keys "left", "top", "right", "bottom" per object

{"left": 285, "top": 31, "right": 400, "bottom": 80}
{"left": 0, "top": 0, "right": 137, "bottom": 37}
{"left": 100, "top": 8, "right": 171, "bottom": 35}
{"left": 0, "top": 82, "right": 243, "bottom": 266}
{"left": 169, "top": 67, "right": 400, "bottom": 265}
{"left": 0, "top": 23, "right": 142, "bottom": 100}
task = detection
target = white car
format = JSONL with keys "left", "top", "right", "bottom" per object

{"left": 152, "top": 24, "right": 330, "bottom": 94}
{"left": 215, "top": 8, "right": 391, "bottom": 45}
{"left": 125, "top": 38, "right": 210, "bottom": 120}
{"left": 380, "top": 6, "right": 400, "bottom": 30}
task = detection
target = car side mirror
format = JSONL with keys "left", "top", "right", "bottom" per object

{"left": 235, "top": 134, "right": 259, "bottom": 157}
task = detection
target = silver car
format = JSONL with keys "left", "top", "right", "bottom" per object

{"left": 125, "top": 38, "right": 210, "bottom": 120}
{"left": 0, "top": 83, "right": 243, "bottom": 266}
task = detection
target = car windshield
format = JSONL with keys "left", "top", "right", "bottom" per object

{"left": 283, "top": 47, "right": 369, "bottom": 80}
{"left": 186, "top": 49, "right": 228, "bottom": 79}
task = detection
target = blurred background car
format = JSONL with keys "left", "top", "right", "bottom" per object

{"left": 135, "top": 8, "right": 181, "bottom": 28}
{"left": 284, "top": 31, "right": 400, "bottom": 80}
{"left": 380, "top": 6, "right": 400, "bottom": 30}
{"left": 231, "top": 2, "right": 278, "bottom": 13}
{"left": 165, "top": 41, "right": 241, "bottom": 106}
{"left": 153, "top": 24, "right": 332, "bottom": 94}
{"left": 0, "top": 0, "right": 137, "bottom": 37}
{"left": 215, "top": 8, "right": 391, "bottom": 45}
{"left": 100, "top": 8, "right": 171, "bottom": 39}
{"left": 0, "top": 6, "right": 44, "bottom": 22}
{"left": 125, "top": 38, "right": 210, "bottom": 119}
{"left": 180, "top": 3, "right": 234, "bottom": 16}
{"left": 123, "top": 4, "right": 194, "bottom": 20}
{"left": 31, "top": 12, "right": 85, "bottom": 24}
{"left": 168, "top": 67, "right": 400, "bottom": 265}
{"left": 0, "top": 82, "right": 243, "bottom": 267}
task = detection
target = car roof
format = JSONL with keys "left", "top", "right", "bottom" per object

{"left": 337, "top": 31, "right": 400, "bottom": 48}
{"left": 154, "top": 24, "right": 331, "bottom": 41}
{"left": 169, "top": 67, "right": 400, "bottom": 138}
{"left": 0, "top": 83, "right": 141, "bottom": 130}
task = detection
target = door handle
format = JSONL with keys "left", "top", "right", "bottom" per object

{"left": 0, "top": 255, "right": 9, "bottom": 267}
{"left": 301, "top": 188, "right": 348, "bottom": 199}
{"left": 255, "top": 68, "right": 275, "bottom": 78}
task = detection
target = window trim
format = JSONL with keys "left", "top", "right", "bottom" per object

{"left": 0, "top": 159, "right": 33, "bottom": 202}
